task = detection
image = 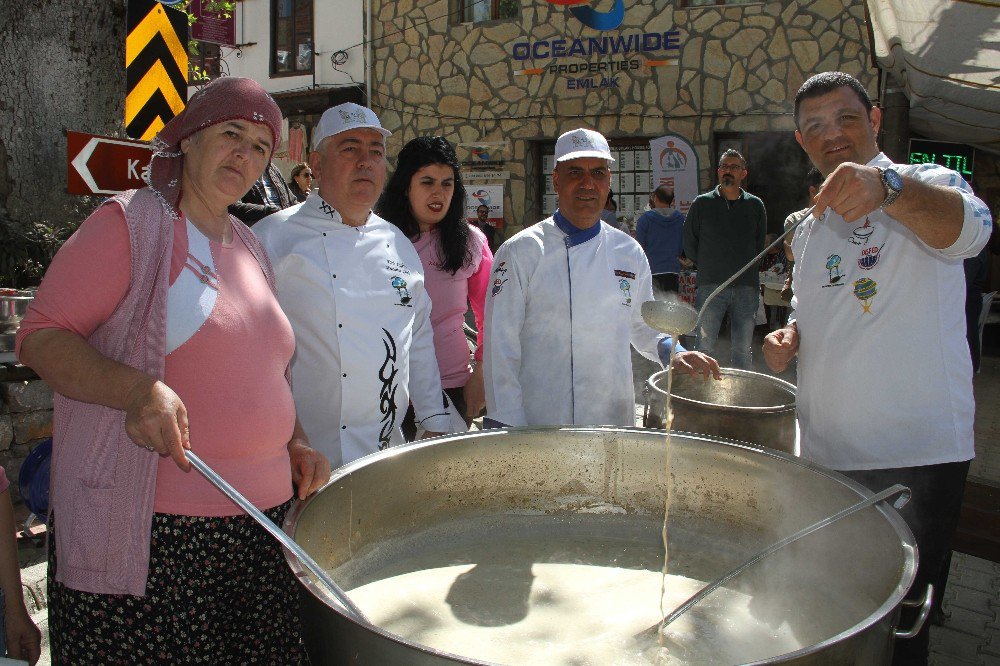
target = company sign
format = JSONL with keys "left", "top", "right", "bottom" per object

{"left": 649, "top": 134, "right": 698, "bottom": 215}
{"left": 512, "top": 1, "right": 681, "bottom": 89}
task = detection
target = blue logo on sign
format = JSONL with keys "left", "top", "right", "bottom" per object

{"left": 547, "top": 0, "right": 625, "bottom": 31}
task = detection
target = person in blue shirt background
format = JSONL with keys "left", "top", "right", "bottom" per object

{"left": 636, "top": 185, "right": 685, "bottom": 294}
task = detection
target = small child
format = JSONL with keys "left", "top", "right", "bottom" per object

{"left": 0, "top": 466, "right": 41, "bottom": 664}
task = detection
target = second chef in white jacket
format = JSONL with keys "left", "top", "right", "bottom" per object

{"left": 255, "top": 104, "right": 456, "bottom": 467}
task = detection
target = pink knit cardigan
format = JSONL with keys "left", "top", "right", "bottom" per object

{"left": 47, "top": 188, "right": 278, "bottom": 596}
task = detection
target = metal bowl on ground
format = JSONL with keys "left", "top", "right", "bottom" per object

{"left": 0, "top": 293, "right": 34, "bottom": 334}
{"left": 645, "top": 368, "right": 798, "bottom": 454}
{"left": 283, "top": 427, "right": 916, "bottom": 665}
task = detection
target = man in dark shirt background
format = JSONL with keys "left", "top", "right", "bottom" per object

{"left": 229, "top": 162, "right": 295, "bottom": 226}
{"left": 683, "top": 149, "right": 766, "bottom": 369}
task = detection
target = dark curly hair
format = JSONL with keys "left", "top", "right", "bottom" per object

{"left": 794, "top": 72, "right": 873, "bottom": 128}
{"left": 376, "top": 136, "right": 471, "bottom": 274}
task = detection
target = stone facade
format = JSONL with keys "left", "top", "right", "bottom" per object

{"left": 370, "top": 0, "right": 876, "bottom": 238}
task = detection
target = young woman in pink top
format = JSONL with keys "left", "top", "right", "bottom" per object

{"left": 377, "top": 136, "right": 493, "bottom": 438}
{"left": 16, "top": 78, "right": 328, "bottom": 664}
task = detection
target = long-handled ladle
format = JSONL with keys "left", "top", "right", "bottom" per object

{"left": 637, "top": 483, "right": 910, "bottom": 639}
{"left": 642, "top": 206, "right": 816, "bottom": 337}
{"left": 186, "top": 450, "right": 370, "bottom": 625}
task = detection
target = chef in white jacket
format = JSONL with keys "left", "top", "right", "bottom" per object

{"left": 484, "top": 128, "right": 720, "bottom": 428}
{"left": 254, "top": 104, "right": 456, "bottom": 467}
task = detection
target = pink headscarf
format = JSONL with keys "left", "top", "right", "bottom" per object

{"left": 145, "top": 77, "right": 283, "bottom": 216}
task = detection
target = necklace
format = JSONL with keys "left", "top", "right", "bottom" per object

{"left": 183, "top": 251, "right": 220, "bottom": 290}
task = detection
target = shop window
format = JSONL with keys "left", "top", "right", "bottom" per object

{"left": 272, "top": 0, "right": 314, "bottom": 77}
{"left": 462, "top": 0, "right": 519, "bottom": 24}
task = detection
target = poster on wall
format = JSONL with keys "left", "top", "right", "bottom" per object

{"left": 649, "top": 134, "right": 699, "bottom": 215}
{"left": 466, "top": 185, "right": 504, "bottom": 230}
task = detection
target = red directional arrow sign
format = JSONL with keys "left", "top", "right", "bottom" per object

{"left": 66, "top": 131, "right": 153, "bottom": 196}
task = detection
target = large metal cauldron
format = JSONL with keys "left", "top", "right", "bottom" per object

{"left": 645, "top": 368, "right": 798, "bottom": 454}
{"left": 284, "top": 427, "right": 916, "bottom": 665}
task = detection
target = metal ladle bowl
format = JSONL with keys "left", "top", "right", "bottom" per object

{"left": 642, "top": 206, "right": 814, "bottom": 336}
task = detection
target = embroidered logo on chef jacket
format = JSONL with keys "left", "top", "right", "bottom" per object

{"left": 858, "top": 243, "right": 884, "bottom": 270}
{"left": 824, "top": 254, "right": 845, "bottom": 287}
{"left": 619, "top": 278, "right": 632, "bottom": 305}
{"left": 848, "top": 218, "right": 875, "bottom": 246}
{"left": 491, "top": 277, "right": 508, "bottom": 297}
{"left": 853, "top": 277, "right": 878, "bottom": 314}
{"left": 494, "top": 261, "right": 508, "bottom": 276}
{"left": 614, "top": 269, "right": 636, "bottom": 280}
{"left": 318, "top": 201, "right": 338, "bottom": 219}
{"left": 378, "top": 328, "right": 399, "bottom": 449}
{"left": 385, "top": 259, "right": 411, "bottom": 274}
{"left": 390, "top": 276, "right": 412, "bottom": 305}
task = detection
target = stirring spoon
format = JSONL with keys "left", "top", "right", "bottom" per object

{"left": 637, "top": 483, "right": 910, "bottom": 639}
{"left": 186, "top": 450, "right": 370, "bottom": 625}
{"left": 642, "top": 206, "right": 816, "bottom": 336}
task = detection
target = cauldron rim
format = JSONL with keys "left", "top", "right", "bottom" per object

{"left": 649, "top": 368, "right": 797, "bottom": 414}
{"left": 283, "top": 426, "right": 917, "bottom": 665}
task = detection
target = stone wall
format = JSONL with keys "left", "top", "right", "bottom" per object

{"left": 0, "top": 365, "right": 53, "bottom": 505}
{"left": 370, "top": 0, "right": 876, "bottom": 237}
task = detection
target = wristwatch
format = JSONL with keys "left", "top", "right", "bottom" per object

{"left": 875, "top": 167, "right": 903, "bottom": 208}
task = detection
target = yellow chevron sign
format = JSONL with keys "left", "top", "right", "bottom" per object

{"left": 126, "top": 0, "right": 188, "bottom": 140}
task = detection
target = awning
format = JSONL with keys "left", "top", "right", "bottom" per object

{"left": 867, "top": 0, "right": 1000, "bottom": 154}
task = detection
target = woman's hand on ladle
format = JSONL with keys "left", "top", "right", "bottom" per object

{"left": 763, "top": 323, "right": 799, "bottom": 373}
{"left": 671, "top": 351, "right": 722, "bottom": 381}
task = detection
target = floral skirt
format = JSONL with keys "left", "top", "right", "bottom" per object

{"left": 48, "top": 502, "right": 309, "bottom": 665}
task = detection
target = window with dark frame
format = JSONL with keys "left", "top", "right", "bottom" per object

{"left": 462, "top": 0, "right": 519, "bottom": 24}
{"left": 272, "top": 0, "right": 314, "bottom": 77}
{"left": 190, "top": 41, "right": 222, "bottom": 85}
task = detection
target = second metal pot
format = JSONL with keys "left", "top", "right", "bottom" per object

{"left": 645, "top": 368, "right": 798, "bottom": 454}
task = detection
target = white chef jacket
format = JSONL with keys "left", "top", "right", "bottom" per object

{"left": 485, "top": 213, "right": 666, "bottom": 427}
{"left": 789, "top": 153, "right": 993, "bottom": 470}
{"left": 254, "top": 196, "right": 453, "bottom": 467}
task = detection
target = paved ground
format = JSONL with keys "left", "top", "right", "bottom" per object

{"left": 12, "top": 324, "right": 1000, "bottom": 665}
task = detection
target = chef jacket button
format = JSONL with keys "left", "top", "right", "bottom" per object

{"left": 332, "top": 274, "right": 337, "bottom": 278}
{"left": 338, "top": 324, "right": 343, "bottom": 328}
{"left": 323, "top": 232, "right": 327, "bottom": 237}
{"left": 341, "top": 425, "right": 347, "bottom": 430}
{"left": 342, "top": 373, "right": 347, "bottom": 377}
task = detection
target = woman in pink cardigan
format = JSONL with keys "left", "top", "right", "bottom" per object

{"left": 376, "top": 136, "right": 493, "bottom": 438}
{"left": 16, "top": 78, "right": 328, "bottom": 664}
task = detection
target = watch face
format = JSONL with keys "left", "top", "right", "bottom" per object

{"left": 885, "top": 168, "right": 903, "bottom": 191}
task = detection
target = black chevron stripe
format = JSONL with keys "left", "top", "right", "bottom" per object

{"left": 127, "top": 0, "right": 157, "bottom": 32}
{"left": 126, "top": 89, "right": 178, "bottom": 140}
{"left": 126, "top": 32, "right": 188, "bottom": 95}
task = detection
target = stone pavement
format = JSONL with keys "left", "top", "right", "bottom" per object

{"left": 930, "top": 552, "right": 1000, "bottom": 665}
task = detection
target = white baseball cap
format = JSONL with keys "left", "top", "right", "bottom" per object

{"left": 554, "top": 128, "right": 615, "bottom": 163}
{"left": 312, "top": 102, "right": 391, "bottom": 150}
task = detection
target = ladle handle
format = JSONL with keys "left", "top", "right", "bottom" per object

{"left": 694, "top": 205, "right": 815, "bottom": 331}
{"left": 186, "top": 451, "right": 370, "bottom": 624}
{"left": 659, "top": 483, "right": 910, "bottom": 632}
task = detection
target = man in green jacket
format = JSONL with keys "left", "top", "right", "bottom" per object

{"left": 683, "top": 149, "right": 766, "bottom": 368}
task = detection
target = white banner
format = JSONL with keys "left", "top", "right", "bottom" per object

{"left": 466, "top": 185, "right": 504, "bottom": 230}
{"left": 649, "top": 134, "right": 699, "bottom": 215}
